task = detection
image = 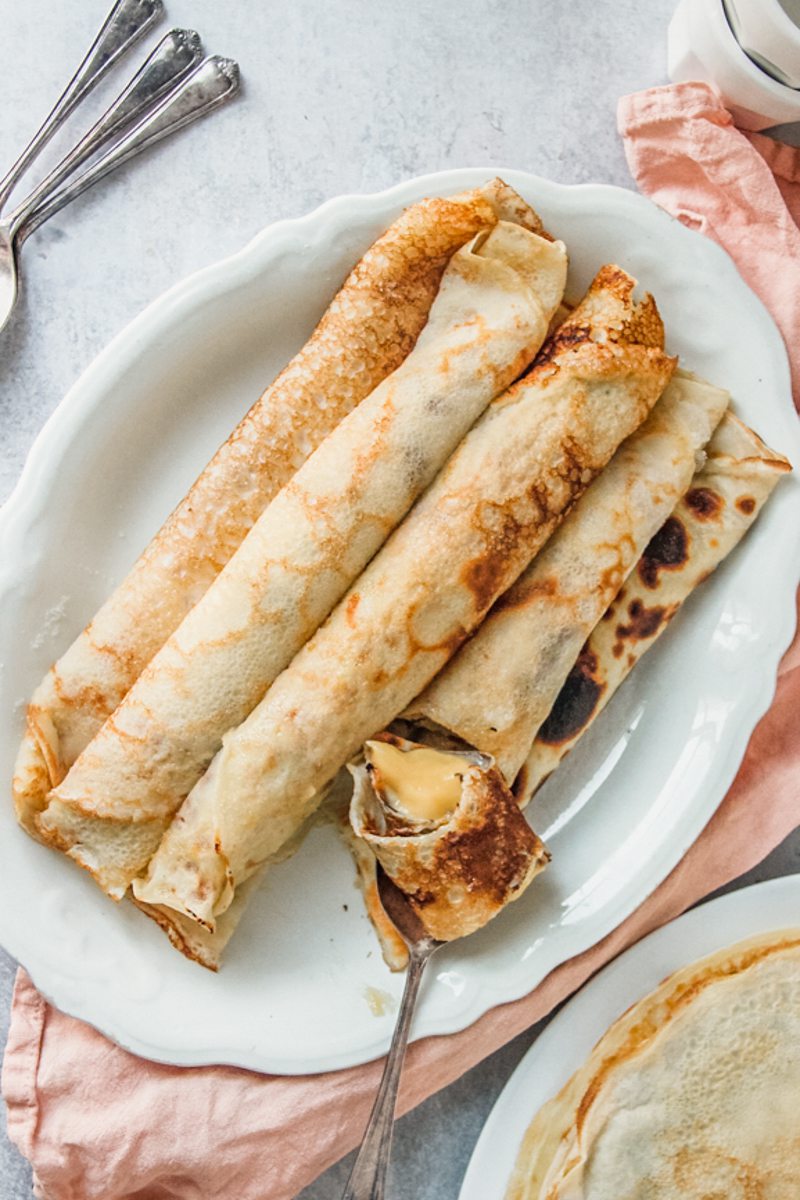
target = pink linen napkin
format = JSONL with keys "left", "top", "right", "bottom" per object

{"left": 618, "top": 82, "right": 800, "bottom": 399}
{"left": 4, "top": 80, "right": 800, "bottom": 1200}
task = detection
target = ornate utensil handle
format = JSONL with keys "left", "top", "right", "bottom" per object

{"left": 6, "top": 30, "right": 204, "bottom": 238}
{"left": 16, "top": 57, "right": 240, "bottom": 242}
{"left": 0, "top": 0, "right": 164, "bottom": 210}
{"left": 342, "top": 947, "right": 433, "bottom": 1200}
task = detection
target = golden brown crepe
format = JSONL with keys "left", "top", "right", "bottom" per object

{"left": 506, "top": 930, "right": 800, "bottom": 1200}
{"left": 132, "top": 264, "right": 674, "bottom": 948}
{"left": 516, "top": 410, "right": 792, "bottom": 805}
{"left": 37, "top": 222, "right": 568, "bottom": 897}
{"left": 14, "top": 178, "right": 542, "bottom": 834}
{"left": 406, "top": 371, "right": 729, "bottom": 782}
{"left": 349, "top": 736, "right": 549, "bottom": 943}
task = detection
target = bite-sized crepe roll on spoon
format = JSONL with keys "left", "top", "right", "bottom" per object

{"left": 350, "top": 737, "right": 549, "bottom": 942}
{"left": 516, "top": 410, "right": 792, "bottom": 805}
{"left": 134, "top": 264, "right": 675, "bottom": 948}
{"left": 406, "top": 371, "right": 729, "bottom": 783}
{"left": 343, "top": 739, "right": 548, "bottom": 1200}
{"left": 40, "top": 219, "right": 568, "bottom": 896}
{"left": 14, "top": 177, "right": 541, "bottom": 833}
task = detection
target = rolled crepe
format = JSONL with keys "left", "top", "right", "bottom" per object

{"left": 349, "top": 736, "right": 549, "bottom": 942}
{"left": 516, "top": 410, "right": 792, "bottom": 805}
{"left": 134, "top": 264, "right": 675, "bottom": 939}
{"left": 135, "top": 873, "right": 264, "bottom": 972}
{"left": 506, "top": 930, "right": 800, "bottom": 1200}
{"left": 407, "top": 371, "right": 730, "bottom": 782}
{"left": 39, "top": 221, "right": 568, "bottom": 896}
{"left": 136, "top": 773, "right": 370, "bottom": 972}
{"left": 14, "top": 177, "right": 541, "bottom": 833}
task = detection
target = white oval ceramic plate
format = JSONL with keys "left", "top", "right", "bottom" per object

{"left": 459, "top": 874, "right": 800, "bottom": 1200}
{"left": 0, "top": 168, "right": 798, "bottom": 1075}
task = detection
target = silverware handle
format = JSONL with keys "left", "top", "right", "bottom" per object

{"left": 17, "top": 57, "right": 240, "bottom": 242}
{"left": 0, "top": 0, "right": 163, "bottom": 210}
{"left": 7, "top": 29, "right": 204, "bottom": 236}
{"left": 342, "top": 950, "right": 430, "bottom": 1200}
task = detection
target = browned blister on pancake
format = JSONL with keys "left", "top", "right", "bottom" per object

{"left": 506, "top": 930, "right": 800, "bottom": 1200}
{"left": 349, "top": 736, "right": 549, "bottom": 943}
{"left": 132, "top": 264, "right": 674, "bottom": 951}
{"left": 14, "top": 179, "right": 542, "bottom": 834}
{"left": 517, "top": 410, "right": 792, "bottom": 806}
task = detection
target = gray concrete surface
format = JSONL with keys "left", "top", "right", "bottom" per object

{"left": 1, "top": 1, "right": 797, "bottom": 1197}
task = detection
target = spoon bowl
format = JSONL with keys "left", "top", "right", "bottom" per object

{"left": 375, "top": 867, "right": 442, "bottom": 955}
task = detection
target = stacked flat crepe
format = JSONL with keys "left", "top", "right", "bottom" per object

{"left": 11, "top": 178, "right": 792, "bottom": 968}
{"left": 507, "top": 930, "right": 800, "bottom": 1199}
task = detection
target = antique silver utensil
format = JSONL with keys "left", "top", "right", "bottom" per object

{"left": 0, "top": 3, "right": 240, "bottom": 334}
{"left": 342, "top": 869, "right": 444, "bottom": 1200}
{"left": 0, "top": 0, "right": 164, "bottom": 213}
{"left": 0, "top": 53, "right": 238, "bottom": 334}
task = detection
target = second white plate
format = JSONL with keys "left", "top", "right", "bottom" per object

{"left": 0, "top": 168, "right": 798, "bottom": 1073}
{"left": 459, "top": 874, "right": 800, "bottom": 1200}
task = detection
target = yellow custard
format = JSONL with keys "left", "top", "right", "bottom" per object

{"left": 365, "top": 740, "right": 463, "bottom": 821}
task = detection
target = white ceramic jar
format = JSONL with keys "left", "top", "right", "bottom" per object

{"left": 726, "top": 0, "right": 800, "bottom": 87}
{"left": 669, "top": 0, "right": 800, "bottom": 129}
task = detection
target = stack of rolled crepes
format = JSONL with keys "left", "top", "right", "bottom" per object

{"left": 405, "top": 387, "right": 790, "bottom": 800}
{"left": 14, "top": 177, "right": 549, "bottom": 829}
{"left": 366, "top": 377, "right": 789, "bottom": 954}
{"left": 128, "top": 260, "right": 674, "bottom": 962}
{"left": 13, "top": 178, "right": 791, "bottom": 968}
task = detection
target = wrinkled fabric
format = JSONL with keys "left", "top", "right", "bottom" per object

{"left": 618, "top": 82, "right": 800, "bottom": 400}
{"left": 4, "top": 81, "right": 800, "bottom": 1200}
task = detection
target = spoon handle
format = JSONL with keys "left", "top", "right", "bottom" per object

{"left": 343, "top": 948, "right": 432, "bottom": 1200}
{"left": 15, "top": 56, "right": 240, "bottom": 243}
{"left": 0, "top": 0, "right": 163, "bottom": 211}
{"left": 6, "top": 30, "right": 204, "bottom": 239}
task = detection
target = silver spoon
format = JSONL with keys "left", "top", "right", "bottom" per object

{"left": 0, "top": 54, "right": 239, "bottom": 334}
{"left": 5, "top": 29, "right": 204, "bottom": 236}
{"left": 0, "top": 0, "right": 164, "bottom": 213}
{"left": 342, "top": 868, "right": 444, "bottom": 1200}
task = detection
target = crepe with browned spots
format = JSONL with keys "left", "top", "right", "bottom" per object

{"left": 131, "top": 265, "right": 674, "bottom": 948}
{"left": 516, "top": 410, "right": 791, "bottom": 805}
{"left": 14, "top": 178, "right": 542, "bottom": 835}
{"left": 505, "top": 930, "right": 800, "bottom": 1200}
